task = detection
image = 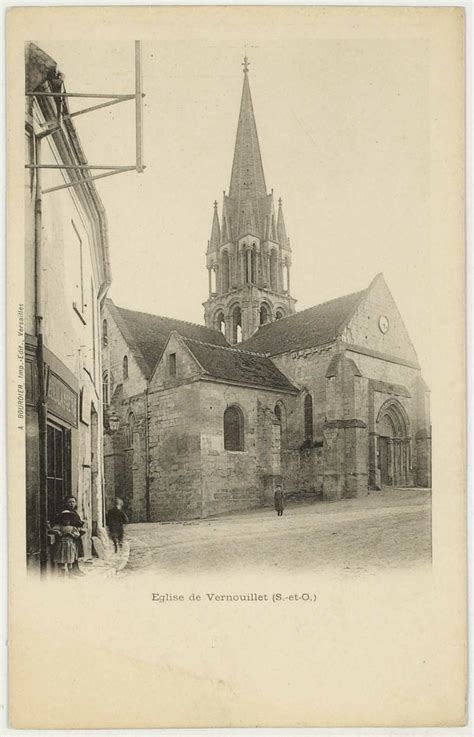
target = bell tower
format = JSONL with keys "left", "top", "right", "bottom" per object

{"left": 203, "top": 57, "right": 296, "bottom": 344}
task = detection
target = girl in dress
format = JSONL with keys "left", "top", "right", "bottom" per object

{"left": 52, "top": 510, "right": 82, "bottom": 575}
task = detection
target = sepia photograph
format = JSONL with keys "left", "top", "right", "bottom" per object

{"left": 8, "top": 6, "right": 466, "bottom": 729}
{"left": 24, "top": 36, "right": 433, "bottom": 578}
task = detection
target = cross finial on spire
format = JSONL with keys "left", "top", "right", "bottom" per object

{"left": 278, "top": 197, "right": 282, "bottom": 207}
{"left": 213, "top": 200, "right": 218, "bottom": 209}
{"left": 242, "top": 55, "right": 250, "bottom": 74}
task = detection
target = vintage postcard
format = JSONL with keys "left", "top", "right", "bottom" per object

{"left": 7, "top": 5, "right": 466, "bottom": 729}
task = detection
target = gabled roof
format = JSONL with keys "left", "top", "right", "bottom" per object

{"left": 241, "top": 288, "right": 368, "bottom": 355}
{"left": 106, "top": 299, "right": 229, "bottom": 379}
{"left": 181, "top": 337, "right": 298, "bottom": 393}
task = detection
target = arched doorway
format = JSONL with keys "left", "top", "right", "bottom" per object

{"left": 376, "top": 400, "right": 411, "bottom": 487}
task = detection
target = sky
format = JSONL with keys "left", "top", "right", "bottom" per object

{"left": 37, "top": 38, "right": 432, "bottom": 381}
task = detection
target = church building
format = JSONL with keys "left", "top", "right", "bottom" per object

{"left": 102, "top": 59, "right": 431, "bottom": 522}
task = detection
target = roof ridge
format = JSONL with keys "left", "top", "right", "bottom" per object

{"left": 182, "top": 336, "right": 269, "bottom": 357}
{"left": 114, "top": 303, "right": 223, "bottom": 334}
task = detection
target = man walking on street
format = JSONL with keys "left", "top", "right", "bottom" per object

{"left": 274, "top": 485, "right": 286, "bottom": 517}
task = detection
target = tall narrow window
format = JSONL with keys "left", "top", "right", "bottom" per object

{"left": 210, "top": 266, "right": 217, "bottom": 294}
{"left": 221, "top": 252, "right": 230, "bottom": 293}
{"left": 71, "top": 219, "right": 86, "bottom": 321}
{"left": 274, "top": 402, "right": 286, "bottom": 445}
{"left": 169, "top": 352, "right": 177, "bottom": 377}
{"left": 102, "top": 370, "right": 110, "bottom": 408}
{"left": 251, "top": 245, "right": 257, "bottom": 283}
{"left": 125, "top": 412, "right": 135, "bottom": 447}
{"left": 123, "top": 355, "right": 129, "bottom": 381}
{"left": 304, "top": 394, "right": 313, "bottom": 442}
{"left": 102, "top": 319, "right": 108, "bottom": 346}
{"left": 270, "top": 250, "right": 278, "bottom": 291}
{"left": 232, "top": 305, "right": 242, "bottom": 344}
{"left": 224, "top": 405, "right": 244, "bottom": 451}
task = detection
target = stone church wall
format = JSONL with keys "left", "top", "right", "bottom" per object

{"left": 272, "top": 345, "right": 335, "bottom": 497}
{"left": 147, "top": 381, "right": 203, "bottom": 521}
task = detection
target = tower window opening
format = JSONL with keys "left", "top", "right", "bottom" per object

{"left": 210, "top": 266, "right": 217, "bottom": 294}
{"left": 260, "top": 304, "right": 270, "bottom": 326}
{"left": 102, "top": 319, "right": 108, "bottom": 347}
{"left": 232, "top": 305, "right": 242, "bottom": 344}
{"left": 221, "top": 252, "right": 230, "bottom": 293}
{"left": 215, "top": 310, "right": 225, "bottom": 335}
{"left": 122, "top": 355, "right": 129, "bottom": 381}
{"left": 270, "top": 250, "right": 278, "bottom": 291}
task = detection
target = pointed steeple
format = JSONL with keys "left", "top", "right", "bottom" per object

{"left": 277, "top": 197, "right": 290, "bottom": 249}
{"left": 207, "top": 200, "right": 221, "bottom": 253}
{"left": 228, "top": 57, "right": 267, "bottom": 238}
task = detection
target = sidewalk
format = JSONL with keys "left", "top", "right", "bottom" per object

{"left": 78, "top": 533, "right": 131, "bottom": 578}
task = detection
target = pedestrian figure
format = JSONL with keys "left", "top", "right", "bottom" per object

{"left": 51, "top": 510, "right": 82, "bottom": 576}
{"left": 274, "top": 485, "right": 286, "bottom": 516}
{"left": 106, "top": 498, "right": 129, "bottom": 553}
{"left": 53, "top": 496, "right": 86, "bottom": 576}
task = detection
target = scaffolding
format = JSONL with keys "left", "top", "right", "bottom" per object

{"left": 25, "top": 40, "right": 144, "bottom": 194}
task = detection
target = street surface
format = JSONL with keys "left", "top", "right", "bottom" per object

{"left": 124, "top": 488, "right": 431, "bottom": 575}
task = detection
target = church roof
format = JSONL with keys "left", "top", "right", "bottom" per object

{"left": 106, "top": 299, "right": 229, "bottom": 378}
{"left": 181, "top": 337, "right": 298, "bottom": 393}
{"left": 240, "top": 288, "right": 368, "bottom": 355}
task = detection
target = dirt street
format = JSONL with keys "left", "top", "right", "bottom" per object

{"left": 123, "top": 488, "right": 431, "bottom": 575}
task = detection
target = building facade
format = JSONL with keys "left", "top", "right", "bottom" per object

{"left": 25, "top": 44, "right": 111, "bottom": 569}
{"left": 102, "top": 59, "right": 431, "bottom": 523}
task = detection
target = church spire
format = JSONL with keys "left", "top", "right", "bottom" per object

{"left": 228, "top": 57, "right": 267, "bottom": 204}
{"left": 207, "top": 200, "right": 221, "bottom": 253}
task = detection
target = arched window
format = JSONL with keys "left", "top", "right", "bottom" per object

{"left": 275, "top": 308, "right": 285, "bottom": 320}
{"left": 102, "top": 319, "right": 108, "bottom": 346}
{"left": 231, "top": 305, "right": 242, "bottom": 344}
{"left": 123, "top": 355, "right": 129, "bottom": 380}
{"left": 125, "top": 412, "right": 135, "bottom": 447}
{"left": 224, "top": 405, "right": 244, "bottom": 451}
{"left": 102, "top": 370, "right": 111, "bottom": 407}
{"left": 260, "top": 304, "right": 270, "bottom": 326}
{"left": 221, "top": 252, "right": 230, "bottom": 293}
{"left": 274, "top": 402, "right": 286, "bottom": 443}
{"left": 304, "top": 394, "right": 313, "bottom": 442}
{"left": 270, "top": 250, "right": 278, "bottom": 290}
{"left": 214, "top": 310, "right": 225, "bottom": 335}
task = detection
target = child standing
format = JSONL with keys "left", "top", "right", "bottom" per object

{"left": 106, "top": 498, "right": 129, "bottom": 553}
{"left": 52, "top": 510, "right": 82, "bottom": 575}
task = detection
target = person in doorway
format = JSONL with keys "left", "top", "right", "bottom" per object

{"left": 274, "top": 485, "right": 286, "bottom": 516}
{"left": 106, "top": 498, "right": 129, "bottom": 553}
{"left": 52, "top": 497, "right": 86, "bottom": 576}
